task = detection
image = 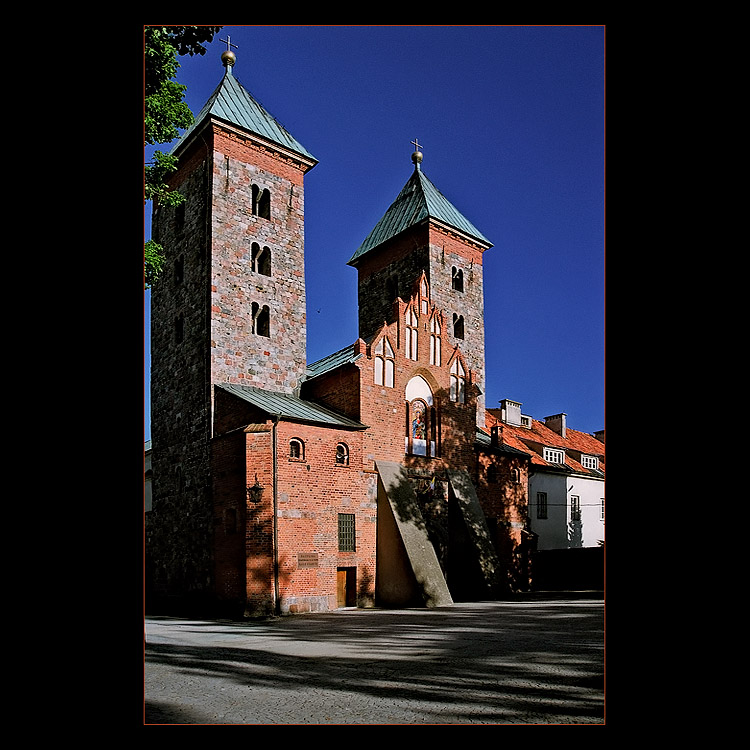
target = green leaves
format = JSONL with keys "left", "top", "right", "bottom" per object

{"left": 144, "top": 26, "right": 221, "bottom": 288}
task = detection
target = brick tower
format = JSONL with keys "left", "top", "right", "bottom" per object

{"left": 148, "top": 47, "right": 317, "bottom": 607}
{"left": 347, "top": 143, "right": 492, "bottom": 425}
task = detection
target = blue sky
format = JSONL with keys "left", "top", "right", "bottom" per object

{"left": 144, "top": 25, "right": 605, "bottom": 441}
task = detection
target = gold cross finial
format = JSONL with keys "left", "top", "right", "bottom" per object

{"left": 411, "top": 138, "right": 424, "bottom": 168}
{"left": 220, "top": 36, "right": 239, "bottom": 69}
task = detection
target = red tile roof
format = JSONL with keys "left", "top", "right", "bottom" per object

{"left": 485, "top": 409, "right": 604, "bottom": 477}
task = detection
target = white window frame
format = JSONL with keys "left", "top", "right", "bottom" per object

{"left": 544, "top": 447, "right": 565, "bottom": 464}
{"left": 581, "top": 454, "right": 599, "bottom": 470}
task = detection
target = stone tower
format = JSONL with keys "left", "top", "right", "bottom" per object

{"left": 347, "top": 144, "right": 492, "bottom": 425}
{"left": 148, "top": 48, "right": 317, "bottom": 606}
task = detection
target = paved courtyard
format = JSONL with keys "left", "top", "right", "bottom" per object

{"left": 144, "top": 597, "right": 605, "bottom": 725}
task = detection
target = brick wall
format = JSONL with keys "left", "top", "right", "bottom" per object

{"left": 258, "top": 421, "right": 374, "bottom": 615}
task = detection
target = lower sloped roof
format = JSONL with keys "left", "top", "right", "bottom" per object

{"left": 217, "top": 383, "right": 366, "bottom": 430}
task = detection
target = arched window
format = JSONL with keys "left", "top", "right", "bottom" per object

{"left": 405, "top": 376, "right": 438, "bottom": 457}
{"left": 289, "top": 438, "right": 304, "bottom": 461}
{"left": 453, "top": 313, "right": 465, "bottom": 340}
{"left": 252, "top": 243, "right": 271, "bottom": 276}
{"left": 252, "top": 184, "right": 271, "bottom": 219}
{"left": 374, "top": 336, "right": 395, "bottom": 387}
{"left": 252, "top": 302, "right": 270, "bottom": 337}
{"left": 335, "top": 443, "right": 349, "bottom": 466}
{"left": 420, "top": 277, "right": 429, "bottom": 315}
{"left": 450, "top": 358, "right": 466, "bottom": 403}
{"left": 405, "top": 306, "right": 418, "bottom": 361}
{"left": 429, "top": 314, "right": 441, "bottom": 366}
{"left": 452, "top": 266, "right": 464, "bottom": 292}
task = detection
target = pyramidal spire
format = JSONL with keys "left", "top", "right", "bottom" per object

{"left": 170, "top": 40, "right": 316, "bottom": 166}
{"left": 348, "top": 140, "right": 491, "bottom": 265}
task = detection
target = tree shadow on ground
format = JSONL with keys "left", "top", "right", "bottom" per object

{"left": 144, "top": 600, "right": 604, "bottom": 725}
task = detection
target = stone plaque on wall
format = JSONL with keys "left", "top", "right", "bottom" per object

{"left": 297, "top": 552, "right": 319, "bottom": 568}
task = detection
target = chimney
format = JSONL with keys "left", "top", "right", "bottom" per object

{"left": 594, "top": 429, "right": 605, "bottom": 443}
{"left": 544, "top": 413, "right": 567, "bottom": 438}
{"left": 501, "top": 399, "right": 522, "bottom": 427}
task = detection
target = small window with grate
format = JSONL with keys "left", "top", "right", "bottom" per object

{"left": 338, "top": 513, "right": 356, "bottom": 551}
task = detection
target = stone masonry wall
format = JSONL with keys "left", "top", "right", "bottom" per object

{"left": 209, "top": 129, "right": 308, "bottom": 394}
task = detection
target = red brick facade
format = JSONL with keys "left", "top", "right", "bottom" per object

{"left": 147, "top": 61, "right": 534, "bottom": 617}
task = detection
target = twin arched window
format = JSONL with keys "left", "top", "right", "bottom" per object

{"left": 374, "top": 336, "right": 395, "bottom": 387}
{"left": 252, "top": 243, "right": 271, "bottom": 276}
{"left": 252, "top": 184, "right": 271, "bottom": 219}
{"left": 453, "top": 313, "right": 465, "bottom": 340}
{"left": 452, "top": 266, "right": 464, "bottom": 292}
{"left": 251, "top": 302, "right": 270, "bottom": 337}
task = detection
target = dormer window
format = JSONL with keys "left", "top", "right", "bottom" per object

{"left": 581, "top": 455, "right": 599, "bottom": 470}
{"left": 544, "top": 447, "right": 565, "bottom": 465}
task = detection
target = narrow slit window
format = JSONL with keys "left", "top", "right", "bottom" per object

{"left": 406, "top": 307, "right": 418, "bottom": 360}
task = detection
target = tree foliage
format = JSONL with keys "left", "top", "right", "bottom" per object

{"left": 144, "top": 26, "right": 221, "bottom": 288}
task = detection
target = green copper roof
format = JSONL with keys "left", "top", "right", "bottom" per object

{"left": 348, "top": 165, "right": 491, "bottom": 265}
{"left": 172, "top": 64, "right": 317, "bottom": 165}
{"left": 305, "top": 344, "right": 363, "bottom": 380}
{"left": 217, "top": 384, "right": 366, "bottom": 430}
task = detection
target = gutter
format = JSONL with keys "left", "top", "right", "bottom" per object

{"left": 272, "top": 414, "right": 281, "bottom": 616}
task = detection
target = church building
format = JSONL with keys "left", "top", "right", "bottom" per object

{"left": 146, "top": 48, "right": 535, "bottom": 618}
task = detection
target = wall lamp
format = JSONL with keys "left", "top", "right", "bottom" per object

{"left": 247, "top": 474, "right": 264, "bottom": 503}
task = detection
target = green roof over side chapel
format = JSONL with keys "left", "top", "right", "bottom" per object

{"left": 348, "top": 156, "right": 492, "bottom": 266}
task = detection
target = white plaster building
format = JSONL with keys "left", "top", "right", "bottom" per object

{"left": 486, "top": 401, "right": 604, "bottom": 551}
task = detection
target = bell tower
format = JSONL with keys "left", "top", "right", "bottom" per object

{"left": 347, "top": 143, "right": 492, "bottom": 423}
{"left": 149, "top": 43, "right": 317, "bottom": 604}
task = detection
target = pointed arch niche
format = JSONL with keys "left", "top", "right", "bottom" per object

{"left": 405, "top": 375, "right": 439, "bottom": 457}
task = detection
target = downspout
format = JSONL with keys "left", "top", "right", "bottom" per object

{"left": 272, "top": 414, "right": 281, "bottom": 615}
